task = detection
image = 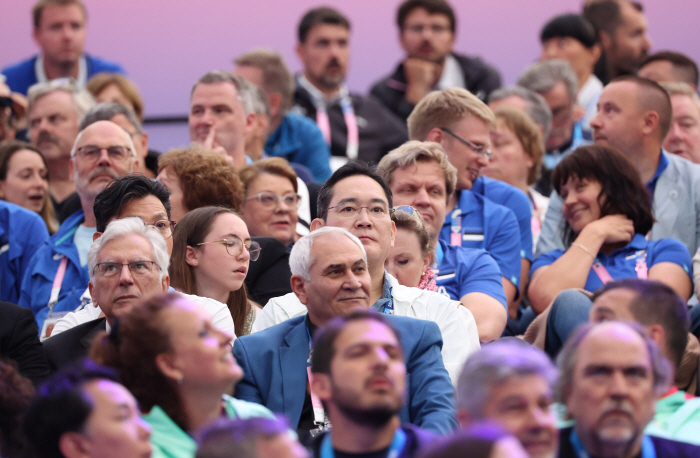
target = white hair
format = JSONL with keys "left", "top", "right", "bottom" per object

{"left": 70, "top": 120, "right": 137, "bottom": 158}
{"left": 289, "top": 226, "right": 366, "bottom": 281}
{"left": 87, "top": 217, "right": 169, "bottom": 282}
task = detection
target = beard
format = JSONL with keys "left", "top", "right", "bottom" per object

{"left": 330, "top": 373, "right": 403, "bottom": 428}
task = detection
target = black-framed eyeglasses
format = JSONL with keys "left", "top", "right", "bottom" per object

{"left": 245, "top": 191, "right": 301, "bottom": 209}
{"left": 147, "top": 220, "right": 177, "bottom": 239}
{"left": 197, "top": 236, "right": 261, "bottom": 262}
{"left": 440, "top": 127, "right": 493, "bottom": 160}
{"left": 73, "top": 145, "right": 133, "bottom": 163}
{"left": 94, "top": 261, "right": 160, "bottom": 278}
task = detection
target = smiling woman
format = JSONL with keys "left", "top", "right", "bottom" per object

{"left": 528, "top": 145, "right": 693, "bottom": 313}
{"left": 170, "top": 206, "right": 261, "bottom": 337}
{"left": 0, "top": 140, "right": 58, "bottom": 233}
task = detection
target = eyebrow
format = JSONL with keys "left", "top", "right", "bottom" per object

{"left": 221, "top": 232, "right": 252, "bottom": 242}
{"left": 337, "top": 197, "right": 388, "bottom": 206}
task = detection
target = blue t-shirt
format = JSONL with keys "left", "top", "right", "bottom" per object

{"left": 434, "top": 240, "right": 507, "bottom": 309}
{"left": 472, "top": 176, "right": 533, "bottom": 262}
{"left": 439, "top": 190, "right": 521, "bottom": 291}
{"left": 531, "top": 234, "right": 692, "bottom": 292}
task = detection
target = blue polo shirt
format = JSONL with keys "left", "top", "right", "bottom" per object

{"left": 472, "top": 176, "right": 534, "bottom": 262}
{"left": 434, "top": 240, "right": 507, "bottom": 309}
{"left": 531, "top": 234, "right": 691, "bottom": 292}
{"left": 439, "top": 190, "right": 522, "bottom": 291}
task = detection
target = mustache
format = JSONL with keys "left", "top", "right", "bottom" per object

{"left": 326, "top": 58, "right": 341, "bottom": 69}
{"left": 364, "top": 368, "right": 395, "bottom": 388}
{"left": 88, "top": 167, "right": 119, "bottom": 181}
{"left": 36, "top": 131, "right": 58, "bottom": 144}
{"left": 600, "top": 400, "right": 635, "bottom": 419}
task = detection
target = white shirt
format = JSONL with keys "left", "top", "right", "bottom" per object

{"left": 578, "top": 74, "right": 603, "bottom": 134}
{"left": 436, "top": 54, "right": 466, "bottom": 91}
{"left": 50, "top": 291, "right": 237, "bottom": 342}
{"left": 252, "top": 273, "right": 480, "bottom": 385}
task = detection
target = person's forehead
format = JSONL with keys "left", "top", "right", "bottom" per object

{"left": 77, "top": 122, "right": 130, "bottom": 148}
{"left": 38, "top": 3, "right": 86, "bottom": 27}
{"left": 98, "top": 233, "right": 154, "bottom": 260}
{"left": 393, "top": 160, "right": 446, "bottom": 186}
{"left": 638, "top": 60, "right": 676, "bottom": 82}
{"left": 306, "top": 23, "right": 350, "bottom": 42}
{"left": 31, "top": 90, "right": 76, "bottom": 116}
{"left": 109, "top": 113, "right": 137, "bottom": 133}
{"left": 117, "top": 195, "right": 167, "bottom": 221}
{"left": 311, "top": 232, "right": 363, "bottom": 264}
{"left": 601, "top": 81, "right": 638, "bottom": 104}
{"left": 543, "top": 81, "right": 574, "bottom": 106}
{"left": 335, "top": 319, "right": 399, "bottom": 351}
{"left": 490, "top": 374, "right": 552, "bottom": 401}
{"left": 330, "top": 175, "right": 389, "bottom": 204}
{"left": 404, "top": 7, "right": 451, "bottom": 25}
{"left": 592, "top": 288, "right": 637, "bottom": 316}
{"left": 620, "top": 2, "right": 646, "bottom": 30}
{"left": 575, "top": 325, "right": 651, "bottom": 371}
{"left": 234, "top": 65, "right": 265, "bottom": 89}
{"left": 490, "top": 95, "right": 528, "bottom": 113}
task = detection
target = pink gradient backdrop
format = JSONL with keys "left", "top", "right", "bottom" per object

{"left": 4, "top": 0, "right": 699, "bottom": 148}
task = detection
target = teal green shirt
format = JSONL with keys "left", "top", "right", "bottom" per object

{"left": 143, "top": 395, "right": 275, "bottom": 458}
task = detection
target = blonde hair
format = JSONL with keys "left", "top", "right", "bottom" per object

{"left": 408, "top": 87, "right": 495, "bottom": 141}
{"left": 377, "top": 141, "right": 457, "bottom": 203}
{"left": 494, "top": 108, "right": 545, "bottom": 185}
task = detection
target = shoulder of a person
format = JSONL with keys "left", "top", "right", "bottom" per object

{"left": 43, "top": 317, "right": 105, "bottom": 348}
{"left": 452, "top": 52, "right": 501, "bottom": 80}
{"left": 238, "top": 314, "right": 305, "bottom": 345}
{"left": 223, "top": 394, "right": 275, "bottom": 419}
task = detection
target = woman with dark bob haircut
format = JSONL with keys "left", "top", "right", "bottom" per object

{"left": 90, "top": 293, "right": 273, "bottom": 458}
{"left": 528, "top": 145, "right": 692, "bottom": 314}
{"left": 170, "top": 206, "right": 261, "bottom": 337}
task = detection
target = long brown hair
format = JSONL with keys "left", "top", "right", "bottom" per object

{"left": 170, "top": 206, "right": 250, "bottom": 336}
{"left": 90, "top": 293, "right": 189, "bottom": 430}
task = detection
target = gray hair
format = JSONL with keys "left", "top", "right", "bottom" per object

{"left": 456, "top": 339, "right": 557, "bottom": 417}
{"left": 289, "top": 227, "right": 366, "bottom": 281}
{"left": 87, "top": 217, "right": 169, "bottom": 282}
{"left": 517, "top": 59, "right": 579, "bottom": 106}
{"left": 555, "top": 321, "right": 673, "bottom": 404}
{"left": 490, "top": 86, "right": 553, "bottom": 141}
{"left": 190, "top": 70, "right": 255, "bottom": 114}
{"left": 79, "top": 101, "right": 144, "bottom": 133}
{"left": 248, "top": 83, "right": 270, "bottom": 117}
{"left": 660, "top": 81, "right": 700, "bottom": 115}
{"left": 70, "top": 120, "right": 136, "bottom": 158}
{"left": 27, "top": 78, "right": 96, "bottom": 122}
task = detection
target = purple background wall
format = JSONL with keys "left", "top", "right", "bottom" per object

{"left": 4, "top": 0, "right": 700, "bottom": 151}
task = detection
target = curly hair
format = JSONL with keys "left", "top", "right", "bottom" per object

{"left": 158, "top": 145, "right": 244, "bottom": 213}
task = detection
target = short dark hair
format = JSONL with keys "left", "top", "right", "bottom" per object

{"left": 552, "top": 144, "right": 654, "bottom": 246}
{"left": 94, "top": 174, "right": 171, "bottom": 233}
{"left": 317, "top": 161, "right": 393, "bottom": 221}
{"left": 22, "top": 360, "right": 120, "bottom": 458}
{"left": 641, "top": 51, "right": 700, "bottom": 87}
{"left": 196, "top": 416, "right": 292, "bottom": 458}
{"left": 298, "top": 7, "right": 350, "bottom": 43}
{"left": 610, "top": 75, "right": 673, "bottom": 139}
{"left": 311, "top": 310, "right": 402, "bottom": 375}
{"left": 583, "top": 0, "right": 643, "bottom": 37}
{"left": 33, "top": 0, "right": 86, "bottom": 29}
{"left": 540, "top": 13, "right": 598, "bottom": 48}
{"left": 592, "top": 279, "right": 690, "bottom": 368}
{"left": 397, "top": 0, "right": 456, "bottom": 33}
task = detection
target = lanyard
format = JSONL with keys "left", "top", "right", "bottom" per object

{"left": 320, "top": 428, "right": 407, "bottom": 458}
{"left": 298, "top": 76, "right": 359, "bottom": 160}
{"left": 449, "top": 208, "right": 462, "bottom": 246}
{"left": 591, "top": 250, "right": 648, "bottom": 285}
{"left": 306, "top": 326, "right": 326, "bottom": 426}
{"left": 47, "top": 256, "right": 69, "bottom": 312}
{"left": 435, "top": 241, "right": 444, "bottom": 266}
{"left": 569, "top": 429, "right": 656, "bottom": 458}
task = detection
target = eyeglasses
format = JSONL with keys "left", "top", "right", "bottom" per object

{"left": 404, "top": 24, "right": 451, "bottom": 35}
{"left": 73, "top": 145, "right": 133, "bottom": 163}
{"left": 147, "top": 220, "right": 176, "bottom": 239}
{"left": 440, "top": 127, "right": 493, "bottom": 160}
{"left": 94, "top": 261, "right": 159, "bottom": 278}
{"left": 245, "top": 192, "right": 301, "bottom": 209}
{"left": 197, "top": 236, "right": 261, "bottom": 261}
{"left": 327, "top": 201, "right": 393, "bottom": 219}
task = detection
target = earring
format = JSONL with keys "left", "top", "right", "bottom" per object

{"left": 194, "top": 261, "right": 198, "bottom": 265}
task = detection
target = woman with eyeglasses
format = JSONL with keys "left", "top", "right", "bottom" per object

{"left": 91, "top": 292, "right": 274, "bottom": 458}
{"left": 238, "top": 158, "right": 301, "bottom": 249}
{"left": 170, "top": 206, "right": 261, "bottom": 337}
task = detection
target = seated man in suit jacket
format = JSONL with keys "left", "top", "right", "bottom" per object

{"left": 43, "top": 217, "right": 170, "bottom": 372}
{"left": 233, "top": 227, "right": 457, "bottom": 441}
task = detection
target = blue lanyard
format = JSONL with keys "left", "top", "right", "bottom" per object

{"left": 382, "top": 287, "right": 395, "bottom": 314}
{"left": 569, "top": 429, "right": 656, "bottom": 458}
{"left": 435, "top": 241, "right": 444, "bottom": 266}
{"left": 320, "top": 428, "right": 406, "bottom": 458}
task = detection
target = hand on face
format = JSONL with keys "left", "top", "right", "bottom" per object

{"left": 586, "top": 214, "right": 635, "bottom": 245}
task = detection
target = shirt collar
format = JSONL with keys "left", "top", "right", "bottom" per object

{"left": 35, "top": 55, "right": 87, "bottom": 87}
{"left": 645, "top": 150, "right": 669, "bottom": 196}
{"left": 371, "top": 272, "right": 393, "bottom": 312}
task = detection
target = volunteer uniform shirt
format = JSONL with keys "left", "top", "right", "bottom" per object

{"left": 434, "top": 240, "right": 507, "bottom": 309}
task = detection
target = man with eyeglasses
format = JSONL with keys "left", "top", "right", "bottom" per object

{"left": 292, "top": 7, "right": 407, "bottom": 168}
{"left": 407, "top": 88, "right": 525, "bottom": 315}
{"left": 518, "top": 59, "right": 590, "bottom": 195}
{"left": 370, "top": 0, "right": 501, "bottom": 122}
{"left": 26, "top": 78, "right": 95, "bottom": 221}
{"left": 42, "top": 217, "right": 169, "bottom": 373}
{"left": 252, "top": 161, "right": 480, "bottom": 385}
{"left": 47, "top": 174, "right": 237, "bottom": 339}
{"left": 19, "top": 120, "right": 138, "bottom": 337}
